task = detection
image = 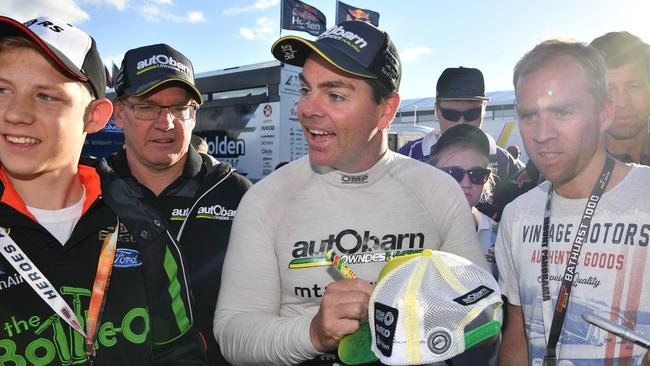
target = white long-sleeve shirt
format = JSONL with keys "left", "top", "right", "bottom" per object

{"left": 215, "top": 151, "right": 489, "bottom": 365}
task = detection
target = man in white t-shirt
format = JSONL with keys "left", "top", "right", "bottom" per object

{"left": 214, "top": 21, "right": 489, "bottom": 365}
{"left": 497, "top": 39, "right": 650, "bottom": 365}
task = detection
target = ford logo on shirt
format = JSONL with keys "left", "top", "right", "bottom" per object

{"left": 114, "top": 249, "right": 142, "bottom": 268}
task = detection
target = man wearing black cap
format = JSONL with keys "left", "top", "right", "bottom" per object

{"left": 0, "top": 16, "right": 206, "bottom": 365}
{"left": 109, "top": 43, "right": 251, "bottom": 365}
{"left": 399, "top": 67, "right": 519, "bottom": 220}
{"left": 214, "top": 21, "right": 488, "bottom": 365}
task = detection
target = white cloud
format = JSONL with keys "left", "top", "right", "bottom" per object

{"left": 0, "top": 0, "right": 89, "bottom": 23}
{"left": 82, "top": 0, "right": 129, "bottom": 11}
{"left": 1, "top": 0, "right": 204, "bottom": 25}
{"left": 186, "top": 11, "right": 206, "bottom": 23}
{"left": 138, "top": 4, "right": 160, "bottom": 20}
{"left": 137, "top": 5, "right": 206, "bottom": 23}
{"left": 224, "top": 0, "right": 279, "bottom": 15}
{"left": 239, "top": 28, "right": 256, "bottom": 41}
{"left": 239, "top": 17, "right": 276, "bottom": 41}
{"left": 401, "top": 46, "right": 433, "bottom": 63}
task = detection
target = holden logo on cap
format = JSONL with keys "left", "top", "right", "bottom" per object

{"left": 427, "top": 329, "right": 452, "bottom": 354}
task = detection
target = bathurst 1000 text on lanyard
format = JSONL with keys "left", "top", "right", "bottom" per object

{"left": 540, "top": 155, "right": 614, "bottom": 365}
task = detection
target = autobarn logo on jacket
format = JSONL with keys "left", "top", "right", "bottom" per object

{"left": 170, "top": 204, "right": 237, "bottom": 221}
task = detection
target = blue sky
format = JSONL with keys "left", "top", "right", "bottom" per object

{"left": 2, "top": 0, "right": 650, "bottom": 99}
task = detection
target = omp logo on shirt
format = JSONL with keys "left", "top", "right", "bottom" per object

{"left": 171, "top": 205, "right": 236, "bottom": 221}
{"left": 137, "top": 54, "right": 193, "bottom": 77}
{"left": 341, "top": 174, "right": 368, "bottom": 184}
{"left": 288, "top": 228, "right": 424, "bottom": 268}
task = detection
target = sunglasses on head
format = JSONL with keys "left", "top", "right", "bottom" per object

{"left": 438, "top": 107, "right": 482, "bottom": 122}
{"left": 439, "top": 166, "right": 491, "bottom": 185}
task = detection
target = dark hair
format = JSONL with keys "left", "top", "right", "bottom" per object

{"left": 513, "top": 39, "right": 609, "bottom": 107}
{"left": 365, "top": 78, "right": 394, "bottom": 104}
{"left": 590, "top": 31, "right": 650, "bottom": 79}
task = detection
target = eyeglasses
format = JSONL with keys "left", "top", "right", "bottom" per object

{"left": 438, "top": 107, "right": 482, "bottom": 122}
{"left": 439, "top": 166, "right": 491, "bottom": 185}
{"left": 123, "top": 101, "right": 198, "bottom": 120}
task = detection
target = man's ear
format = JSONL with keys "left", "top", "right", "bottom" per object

{"left": 112, "top": 99, "right": 126, "bottom": 129}
{"left": 377, "top": 92, "right": 400, "bottom": 130}
{"left": 599, "top": 95, "right": 614, "bottom": 133}
{"left": 84, "top": 98, "right": 113, "bottom": 134}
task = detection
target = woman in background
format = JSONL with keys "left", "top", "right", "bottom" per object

{"left": 430, "top": 123, "right": 498, "bottom": 277}
{"left": 430, "top": 123, "right": 499, "bottom": 366}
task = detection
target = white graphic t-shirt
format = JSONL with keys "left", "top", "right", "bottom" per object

{"left": 496, "top": 165, "right": 650, "bottom": 365}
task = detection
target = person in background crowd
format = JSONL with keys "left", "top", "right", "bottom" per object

{"left": 430, "top": 123, "right": 499, "bottom": 366}
{"left": 109, "top": 43, "right": 251, "bottom": 365}
{"left": 430, "top": 124, "right": 498, "bottom": 278}
{"left": 497, "top": 39, "right": 650, "bottom": 365}
{"left": 0, "top": 16, "right": 206, "bottom": 365}
{"left": 591, "top": 31, "right": 650, "bottom": 166}
{"left": 398, "top": 67, "right": 518, "bottom": 220}
{"left": 506, "top": 144, "right": 526, "bottom": 170}
{"left": 214, "top": 20, "right": 488, "bottom": 366}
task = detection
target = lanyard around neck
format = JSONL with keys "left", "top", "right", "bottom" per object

{"left": 541, "top": 156, "right": 615, "bottom": 364}
{"left": 0, "top": 218, "right": 119, "bottom": 365}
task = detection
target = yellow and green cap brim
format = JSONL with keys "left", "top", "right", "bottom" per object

{"left": 126, "top": 77, "right": 203, "bottom": 105}
{"left": 271, "top": 35, "right": 378, "bottom": 81}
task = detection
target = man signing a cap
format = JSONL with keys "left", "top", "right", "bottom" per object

{"left": 108, "top": 43, "right": 251, "bottom": 365}
{"left": 214, "top": 21, "right": 488, "bottom": 365}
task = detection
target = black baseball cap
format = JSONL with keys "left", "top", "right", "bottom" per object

{"left": 271, "top": 21, "right": 401, "bottom": 91}
{"left": 432, "top": 124, "right": 490, "bottom": 157}
{"left": 436, "top": 67, "right": 489, "bottom": 101}
{"left": 115, "top": 43, "right": 202, "bottom": 104}
{"left": 0, "top": 16, "right": 106, "bottom": 98}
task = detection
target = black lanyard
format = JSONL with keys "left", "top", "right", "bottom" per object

{"left": 542, "top": 156, "right": 615, "bottom": 365}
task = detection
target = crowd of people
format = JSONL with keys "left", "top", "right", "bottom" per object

{"left": 0, "top": 12, "right": 648, "bottom": 366}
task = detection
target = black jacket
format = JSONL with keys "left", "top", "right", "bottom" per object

{"left": 0, "top": 158, "right": 207, "bottom": 365}
{"left": 108, "top": 147, "right": 252, "bottom": 366}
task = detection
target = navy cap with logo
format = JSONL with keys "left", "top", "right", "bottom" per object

{"left": 271, "top": 21, "right": 401, "bottom": 92}
{"left": 115, "top": 43, "right": 202, "bottom": 104}
{"left": 0, "top": 16, "right": 106, "bottom": 98}
{"left": 432, "top": 123, "right": 490, "bottom": 157}
{"left": 436, "top": 67, "right": 489, "bottom": 101}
